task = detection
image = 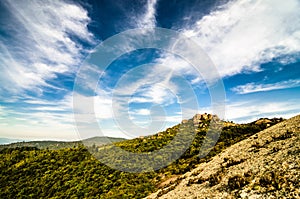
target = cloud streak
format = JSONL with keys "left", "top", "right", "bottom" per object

{"left": 0, "top": 95, "right": 78, "bottom": 140}
{"left": 225, "top": 100, "right": 300, "bottom": 122}
{"left": 137, "top": 0, "right": 158, "bottom": 29}
{"left": 232, "top": 79, "right": 300, "bottom": 94}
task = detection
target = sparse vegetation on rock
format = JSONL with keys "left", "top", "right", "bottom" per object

{"left": 147, "top": 115, "right": 299, "bottom": 199}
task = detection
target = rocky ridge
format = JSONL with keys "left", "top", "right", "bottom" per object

{"left": 147, "top": 115, "right": 300, "bottom": 199}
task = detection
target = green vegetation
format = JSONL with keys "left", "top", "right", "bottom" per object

{"left": 0, "top": 115, "right": 283, "bottom": 198}
{"left": 0, "top": 146, "right": 155, "bottom": 198}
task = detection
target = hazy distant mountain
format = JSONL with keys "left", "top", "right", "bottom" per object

{"left": 0, "top": 138, "right": 27, "bottom": 145}
{"left": 0, "top": 136, "right": 126, "bottom": 150}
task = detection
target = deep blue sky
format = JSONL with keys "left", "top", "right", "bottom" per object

{"left": 0, "top": 0, "right": 299, "bottom": 140}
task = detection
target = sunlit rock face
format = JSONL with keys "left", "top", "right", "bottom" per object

{"left": 193, "top": 113, "right": 214, "bottom": 125}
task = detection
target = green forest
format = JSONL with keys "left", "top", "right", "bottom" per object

{"left": 0, "top": 116, "right": 283, "bottom": 198}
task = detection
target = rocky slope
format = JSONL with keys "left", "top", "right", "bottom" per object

{"left": 146, "top": 115, "right": 300, "bottom": 199}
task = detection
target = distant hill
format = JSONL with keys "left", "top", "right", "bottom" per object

{"left": 147, "top": 115, "right": 299, "bottom": 199}
{"left": 0, "top": 138, "right": 28, "bottom": 145}
{"left": 82, "top": 136, "right": 125, "bottom": 147}
{"left": 0, "top": 136, "right": 126, "bottom": 150}
{"left": 0, "top": 113, "right": 289, "bottom": 198}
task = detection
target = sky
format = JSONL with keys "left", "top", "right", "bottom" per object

{"left": 0, "top": 0, "right": 299, "bottom": 141}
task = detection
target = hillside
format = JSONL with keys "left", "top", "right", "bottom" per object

{"left": 82, "top": 136, "right": 125, "bottom": 147}
{"left": 0, "top": 114, "right": 286, "bottom": 198}
{"left": 0, "top": 136, "right": 125, "bottom": 150}
{"left": 147, "top": 115, "right": 300, "bottom": 199}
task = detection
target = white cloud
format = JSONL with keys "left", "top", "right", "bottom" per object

{"left": 73, "top": 91, "right": 114, "bottom": 121}
{"left": 31, "top": 106, "right": 68, "bottom": 112}
{"left": 153, "top": 114, "right": 183, "bottom": 123}
{"left": 0, "top": 0, "right": 95, "bottom": 95}
{"left": 225, "top": 100, "right": 300, "bottom": 122}
{"left": 24, "top": 99, "right": 62, "bottom": 105}
{"left": 129, "top": 109, "right": 151, "bottom": 116}
{"left": 111, "top": 61, "right": 181, "bottom": 107}
{"left": 0, "top": 1, "right": 97, "bottom": 139}
{"left": 154, "top": 54, "right": 196, "bottom": 75}
{"left": 182, "top": 0, "right": 300, "bottom": 77}
{"left": 232, "top": 79, "right": 300, "bottom": 94}
{"left": 137, "top": 0, "right": 157, "bottom": 29}
{"left": 129, "top": 83, "right": 177, "bottom": 105}
{"left": 0, "top": 95, "right": 79, "bottom": 140}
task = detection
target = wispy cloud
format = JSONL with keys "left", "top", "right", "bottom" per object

{"left": 0, "top": 0, "right": 96, "bottom": 140}
{"left": 0, "top": 0, "right": 95, "bottom": 96}
{"left": 111, "top": 59, "right": 180, "bottom": 107}
{"left": 73, "top": 91, "right": 113, "bottom": 120}
{"left": 129, "top": 109, "right": 151, "bottom": 116}
{"left": 232, "top": 79, "right": 300, "bottom": 94}
{"left": 225, "top": 100, "right": 300, "bottom": 122}
{"left": 132, "top": 0, "right": 300, "bottom": 90}
{"left": 136, "top": 0, "right": 158, "bottom": 29}
{"left": 182, "top": 0, "right": 300, "bottom": 77}
{"left": 129, "top": 83, "right": 177, "bottom": 105}
{"left": 0, "top": 95, "right": 78, "bottom": 140}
